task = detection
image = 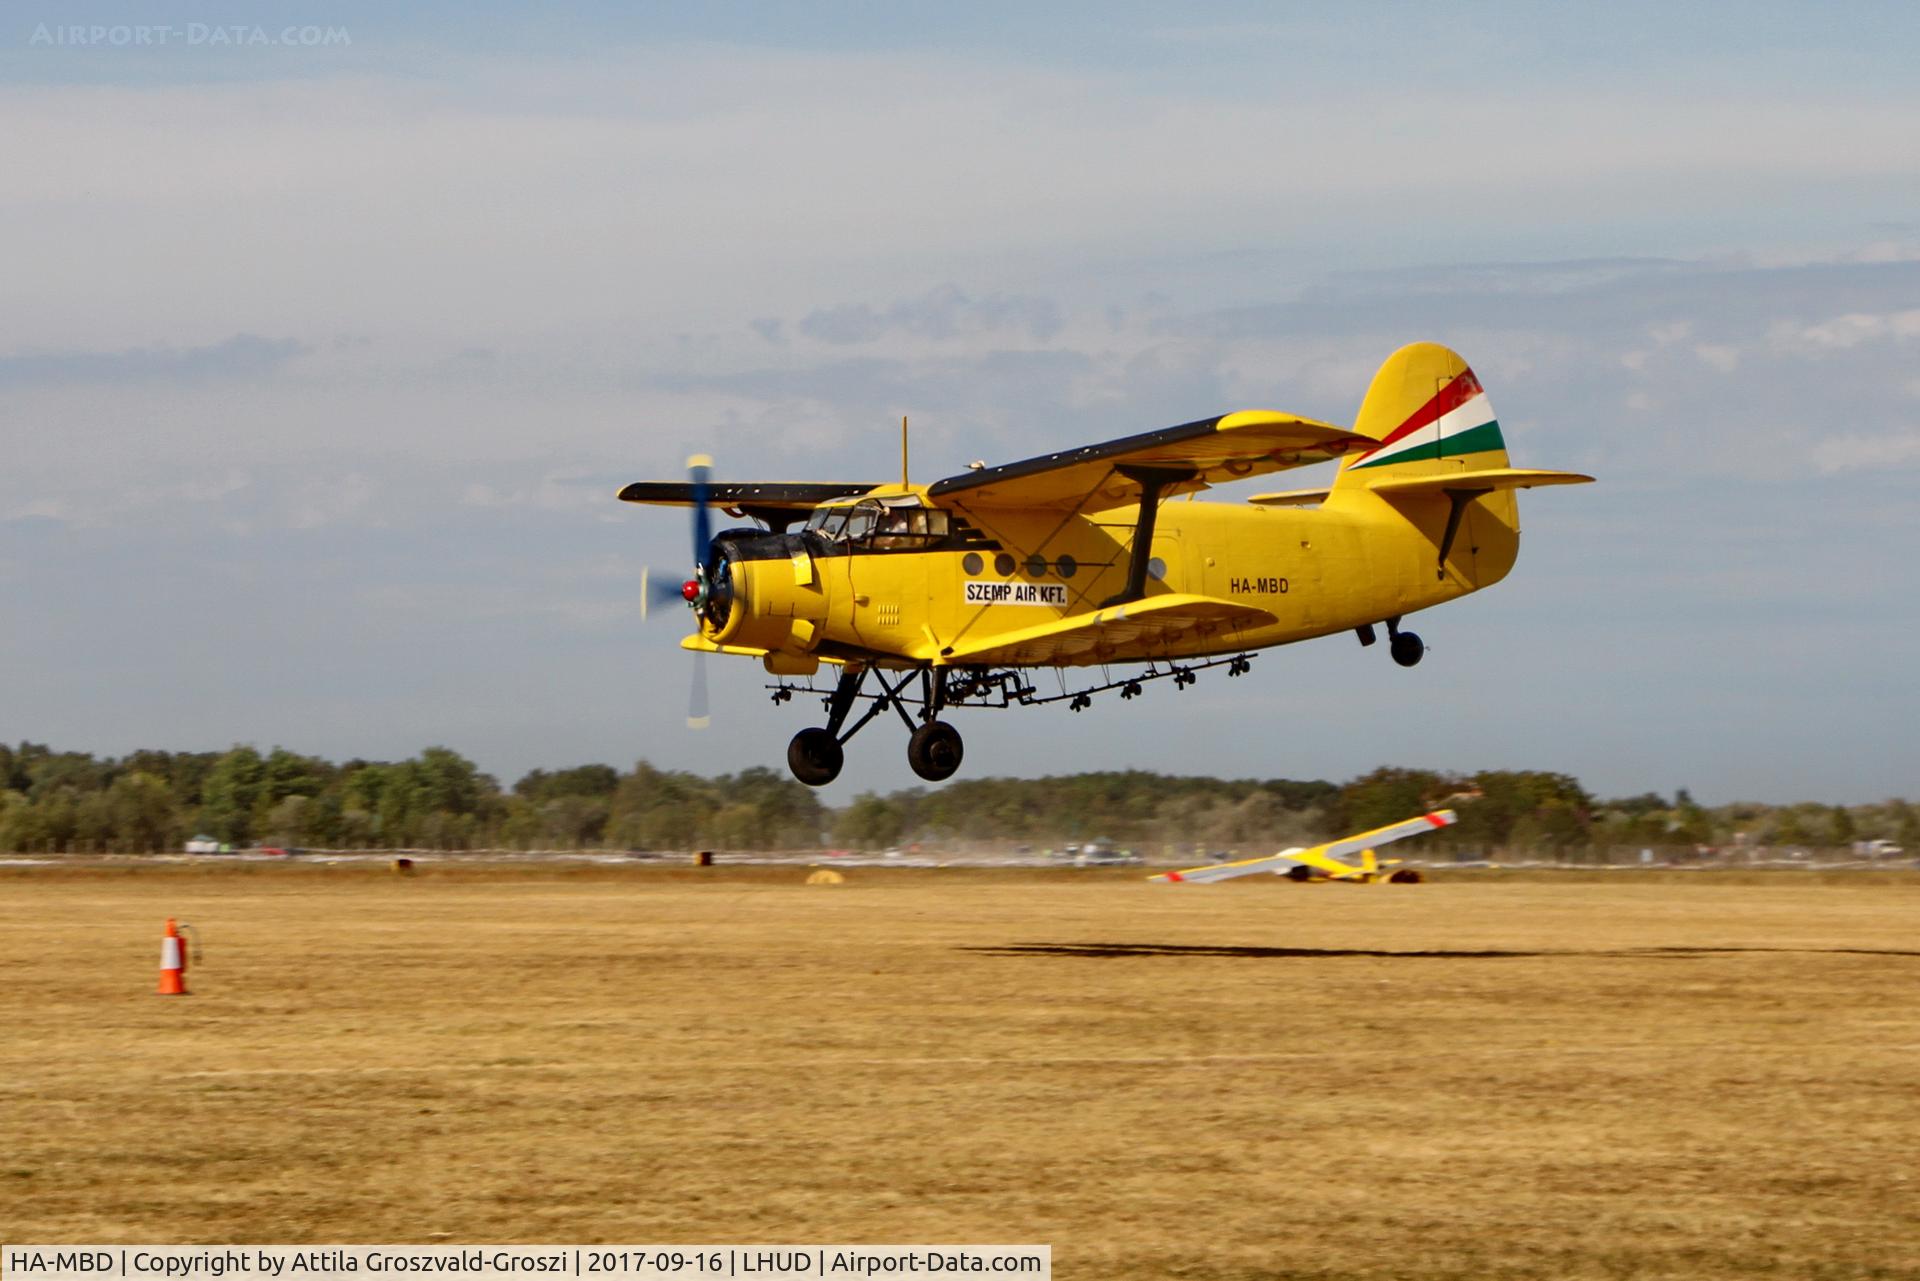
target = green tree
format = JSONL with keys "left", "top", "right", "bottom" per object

{"left": 836, "top": 793, "right": 904, "bottom": 849}
{"left": 262, "top": 748, "right": 331, "bottom": 807}
{"left": 107, "top": 772, "right": 179, "bottom": 851}
{"left": 1897, "top": 802, "right": 1920, "bottom": 851}
{"left": 515, "top": 765, "right": 619, "bottom": 803}
{"left": 200, "top": 746, "right": 266, "bottom": 844}
{"left": 1340, "top": 766, "right": 1452, "bottom": 833}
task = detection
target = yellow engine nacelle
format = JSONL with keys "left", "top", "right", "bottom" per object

{"left": 708, "top": 544, "right": 831, "bottom": 655}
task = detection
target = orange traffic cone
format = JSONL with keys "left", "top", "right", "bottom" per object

{"left": 157, "top": 918, "right": 188, "bottom": 996}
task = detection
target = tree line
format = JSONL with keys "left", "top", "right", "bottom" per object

{"left": 1, "top": 741, "right": 1915, "bottom": 856}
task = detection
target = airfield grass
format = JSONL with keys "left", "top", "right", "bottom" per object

{"left": 3, "top": 864, "right": 1919, "bottom": 1280}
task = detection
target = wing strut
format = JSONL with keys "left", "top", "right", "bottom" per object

{"left": 1436, "top": 487, "right": 1492, "bottom": 579}
{"left": 1100, "top": 465, "right": 1194, "bottom": 607}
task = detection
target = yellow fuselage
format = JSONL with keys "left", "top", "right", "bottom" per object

{"left": 707, "top": 483, "right": 1519, "bottom": 669}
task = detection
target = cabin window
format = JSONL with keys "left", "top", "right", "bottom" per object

{"left": 869, "top": 506, "right": 950, "bottom": 549}
{"left": 812, "top": 502, "right": 950, "bottom": 550}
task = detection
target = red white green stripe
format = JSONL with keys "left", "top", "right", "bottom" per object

{"left": 1350, "top": 368, "right": 1506, "bottom": 470}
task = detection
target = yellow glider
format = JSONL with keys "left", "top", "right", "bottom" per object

{"left": 1151, "top": 810, "right": 1459, "bottom": 884}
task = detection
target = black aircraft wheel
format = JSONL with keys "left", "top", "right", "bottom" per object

{"left": 1388, "top": 868, "right": 1425, "bottom": 884}
{"left": 1285, "top": 864, "right": 1313, "bottom": 882}
{"left": 1390, "top": 630, "right": 1425, "bottom": 667}
{"left": 787, "top": 728, "right": 844, "bottom": 787}
{"left": 907, "top": 720, "right": 965, "bottom": 782}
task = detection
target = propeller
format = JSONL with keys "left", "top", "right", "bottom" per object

{"left": 639, "top": 454, "right": 718, "bottom": 730}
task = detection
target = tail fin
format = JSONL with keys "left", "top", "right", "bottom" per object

{"left": 1332, "top": 343, "right": 1518, "bottom": 587}
{"left": 1336, "top": 342, "right": 1508, "bottom": 484}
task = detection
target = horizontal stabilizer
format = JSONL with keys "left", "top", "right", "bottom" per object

{"left": 1363, "top": 468, "right": 1593, "bottom": 499}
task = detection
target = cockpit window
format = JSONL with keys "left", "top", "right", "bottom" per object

{"left": 806, "top": 501, "right": 949, "bottom": 550}
{"left": 805, "top": 506, "right": 848, "bottom": 538}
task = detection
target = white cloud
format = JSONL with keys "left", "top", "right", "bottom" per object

{"left": 287, "top": 471, "right": 377, "bottom": 530}
{"left": 1815, "top": 430, "right": 1920, "bottom": 475}
{"left": 1694, "top": 343, "right": 1741, "bottom": 372}
{"left": 6, "top": 51, "right": 1920, "bottom": 353}
{"left": 5, "top": 496, "right": 72, "bottom": 522}
{"left": 1773, "top": 309, "right": 1920, "bottom": 352}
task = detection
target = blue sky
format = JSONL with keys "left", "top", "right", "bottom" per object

{"left": 3, "top": 4, "right": 1919, "bottom": 803}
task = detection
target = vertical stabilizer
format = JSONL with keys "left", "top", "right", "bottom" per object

{"left": 1333, "top": 343, "right": 1519, "bottom": 587}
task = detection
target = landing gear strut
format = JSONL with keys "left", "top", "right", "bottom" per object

{"left": 908, "top": 669, "right": 963, "bottom": 782}
{"left": 784, "top": 665, "right": 970, "bottom": 787}
{"left": 786, "top": 663, "right": 869, "bottom": 786}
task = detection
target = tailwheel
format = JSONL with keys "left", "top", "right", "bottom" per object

{"left": 787, "top": 727, "right": 844, "bottom": 787}
{"left": 1390, "top": 630, "right": 1425, "bottom": 668}
{"left": 906, "top": 720, "right": 964, "bottom": 782}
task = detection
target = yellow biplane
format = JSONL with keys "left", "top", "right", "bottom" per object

{"left": 1151, "top": 810, "right": 1460, "bottom": 885}
{"left": 620, "top": 342, "right": 1591, "bottom": 785}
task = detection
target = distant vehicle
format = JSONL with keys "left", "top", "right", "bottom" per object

{"left": 1856, "top": 839, "right": 1905, "bottom": 858}
{"left": 1074, "top": 838, "right": 1142, "bottom": 867}
{"left": 184, "top": 835, "right": 222, "bottom": 854}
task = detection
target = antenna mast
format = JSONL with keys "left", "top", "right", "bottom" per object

{"left": 901, "top": 415, "right": 909, "bottom": 488}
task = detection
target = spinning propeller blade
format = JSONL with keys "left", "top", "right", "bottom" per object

{"left": 687, "top": 650, "right": 710, "bottom": 730}
{"left": 688, "top": 453, "right": 713, "bottom": 567}
{"left": 638, "top": 454, "right": 720, "bottom": 727}
{"left": 639, "top": 566, "right": 689, "bottom": 621}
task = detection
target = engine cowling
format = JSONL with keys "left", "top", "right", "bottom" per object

{"left": 704, "top": 532, "right": 831, "bottom": 655}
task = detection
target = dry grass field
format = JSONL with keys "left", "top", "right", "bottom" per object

{"left": 4, "top": 862, "right": 1919, "bottom": 1280}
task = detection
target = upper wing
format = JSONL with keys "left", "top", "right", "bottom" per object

{"left": 1151, "top": 810, "right": 1458, "bottom": 884}
{"left": 939, "top": 594, "right": 1276, "bottom": 667}
{"left": 927, "top": 411, "right": 1372, "bottom": 510}
{"left": 617, "top": 481, "right": 875, "bottom": 521}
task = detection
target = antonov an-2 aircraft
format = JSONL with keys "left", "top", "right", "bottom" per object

{"left": 620, "top": 342, "right": 1591, "bottom": 785}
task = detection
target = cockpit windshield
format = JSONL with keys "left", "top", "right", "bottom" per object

{"left": 804, "top": 501, "right": 949, "bottom": 550}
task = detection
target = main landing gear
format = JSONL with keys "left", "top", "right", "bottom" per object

{"left": 785, "top": 665, "right": 965, "bottom": 787}
{"left": 1356, "top": 616, "right": 1425, "bottom": 668}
